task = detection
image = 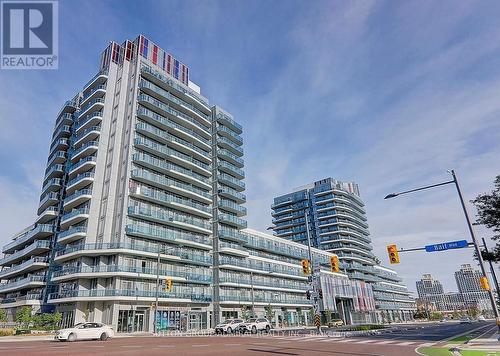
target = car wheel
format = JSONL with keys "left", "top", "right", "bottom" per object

{"left": 67, "top": 333, "right": 76, "bottom": 342}
{"left": 100, "top": 333, "right": 108, "bottom": 341}
{"left": 265, "top": 325, "right": 270, "bottom": 333}
{"left": 227, "top": 327, "right": 232, "bottom": 334}
{"left": 252, "top": 326, "right": 257, "bottom": 334}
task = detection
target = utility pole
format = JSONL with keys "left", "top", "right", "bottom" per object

{"left": 304, "top": 209, "right": 321, "bottom": 334}
{"left": 250, "top": 271, "right": 255, "bottom": 317}
{"left": 482, "top": 238, "right": 500, "bottom": 306}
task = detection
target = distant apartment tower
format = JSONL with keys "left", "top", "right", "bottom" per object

{"left": 416, "top": 274, "right": 446, "bottom": 310}
{"left": 454, "top": 264, "right": 490, "bottom": 307}
{"left": 271, "top": 178, "right": 415, "bottom": 322}
{"left": 0, "top": 35, "right": 246, "bottom": 329}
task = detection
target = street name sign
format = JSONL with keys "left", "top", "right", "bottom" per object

{"left": 425, "top": 240, "right": 468, "bottom": 252}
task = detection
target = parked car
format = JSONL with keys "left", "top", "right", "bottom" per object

{"left": 477, "top": 315, "right": 486, "bottom": 321}
{"left": 459, "top": 317, "right": 472, "bottom": 324}
{"left": 328, "top": 319, "right": 344, "bottom": 327}
{"left": 239, "top": 318, "right": 271, "bottom": 334}
{"left": 55, "top": 322, "right": 114, "bottom": 342}
{"left": 215, "top": 318, "right": 245, "bottom": 334}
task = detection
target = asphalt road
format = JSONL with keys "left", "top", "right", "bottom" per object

{"left": 0, "top": 321, "right": 496, "bottom": 356}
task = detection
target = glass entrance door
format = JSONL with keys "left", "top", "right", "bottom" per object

{"left": 134, "top": 312, "right": 144, "bottom": 332}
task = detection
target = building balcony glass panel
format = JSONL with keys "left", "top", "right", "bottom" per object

{"left": 80, "top": 85, "right": 106, "bottom": 106}
{"left": 57, "top": 226, "right": 87, "bottom": 245}
{"left": 217, "top": 136, "right": 243, "bottom": 156}
{"left": 68, "top": 156, "right": 97, "bottom": 177}
{"left": 48, "top": 289, "right": 211, "bottom": 303}
{"left": 218, "top": 200, "right": 246, "bottom": 216}
{"left": 70, "top": 140, "right": 99, "bottom": 163}
{"left": 0, "top": 293, "right": 43, "bottom": 306}
{"left": 40, "top": 178, "right": 62, "bottom": 196}
{"left": 217, "top": 149, "right": 244, "bottom": 168}
{"left": 217, "top": 161, "right": 245, "bottom": 179}
{"left": 218, "top": 213, "right": 247, "bottom": 229}
{"left": 217, "top": 173, "right": 245, "bottom": 192}
{"left": 219, "top": 257, "right": 302, "bottom": 278}
{"left": 66, "top": 172, "right": 95, "bottom": 193}
{"left": 215, "top": 111, "right": 242, "bottom": 134}
{"left": 48, "top": 138, "right": 69, "bottom": 155}
{"left": 0, "top": 275, "right": 46, "bottom": 294}
{"left": 43, "top": 164, "right": 64, "bottom": 182}
{"left": 74, "top": 126, "right": 101, "bottom": 148}
{"left": 216, "top": 125, "right": 243, "bottom": 146}
{"left": 37, "top": 192, "right": 59, "bottom": 214}
{"left": 36, "top": 206, "right": 59, "bottom": 224}
{"left": 51, "top": 124, "right": 71, "bottom": 142}
{"left": 83, "top": 70, "right": 108, "bottom": 91}
{"left": 74, "top": 111, "right": 103, "bottom": 135}
{"left": 46, "top": 150, "right": 67, "bottom": 168}
{"left": 60, "top": 208, "right": 90, "bottom": 228}
{"left": 0, "top": 240, "right": 51, "bottom": 266}
{"left": 75, "top": 98, "right": 105, "bottom": 119}
{"left": 0, "top": 257, "right": 49, "bottom": 279}
{"left": 218, "top": 187, "right": 246, "bottom": 204}
{"left": 54, "top": 112, "right": 73, "bottom": 131}
{"left": 63, "top": 189, "right": 93, "bottom": 211}
{"left": 218, "top": 229, "right": 248, "bottom": 244}
{"left": 2, "top": 224, "right": 54, "bottom": 254}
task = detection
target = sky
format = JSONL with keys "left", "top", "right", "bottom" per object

{"left": 0, "top": 0, "right": 500, "bottom": 294}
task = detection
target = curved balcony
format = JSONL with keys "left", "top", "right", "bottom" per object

{"left": 48, "top": 288, "right": 211, "bottom": 304}
{"left": 46, "top": 150, "right": 67, "bottom": 168}
{"left": 43, "top": 164, "right": 64, "bottom": 182}
{"left": 51, "top": 124, "right": 71, "bottom": 143}
{"left": 215, "top": 111, "right": 242, "bottom": 134}
{"left": 0, "top": 275, "right": 46, "bottom": 294}
{"left": 0, "top": 294, "right": 43, "bottom": 308}
{"left": 372, "top": 283, "right": 409, "bottom": 294}
{"left": 80, "top": 85, "right": 106, "bottom": 107}
{"left": 66, "top": 172, "right": 94, "bottom": 193}
{"left": 141, "top": 66, "right": 211, "bottom": 115}
{"left": 74, "top": 111, "right": 103, "bottom": 135}
{"left": 51, "top": 265, "right": 211, "bottom": 284}
{"left": 218, "top": 187, "right": 246, "bottom": 204}
{"left": 217, "top": 161, "right": 245, "bottom": 180}
{"left": 218, "top": 200, "right": 246, "bottom": 217}
{"left": 217, "top": 173, "right": 245, "bottom": 192}
{"left": 218, "top": 229, "right": 248, "bottom": 244}
{"left": 63, "top": 189, "right": 92, "bottom": 211}
{"left": 74, "top": 126, "right": 101, "bottom": 148}
{"left": 2, "top": 225, "right": 53, "bottom": 254}
{"left": 60, "top": 208, "right": 90, "bottom": 229}
{"left": 217, "top": 149, "right": 244, "bottom": 168}
{"left": 49, "top": 138, "right": 70, "bottom": 155}
{"left": 76, "top": 98, "right": 104, "bottom": 120}
{"left": 336, "top": 252, "right": 374, "bottom": 265}
{"left": 54, "top": 242, "right": 212, "bottom": 266}
{"left": 36, "top": 206, "right": 58, "bottom": 224}
{"left": 219, "top": 257, "right": 304, "bottom": 279}
{"left": 54, "top": 112, "right": 73, "bottom": 131}
{"left": 37, "top": 192, "right": 59, "bottom": 215}
{"left": 216, "top": 125, "right": 243, "bottom": 146}
{"left": 125, "top": 223, "right": 212, "bottom": 250}
{"left": 0, "top": 257, "right": 49, "bottom": 279}
{"left": 217, "top": 136, "right": 243, "bottom": 156}
{"left": 70, "top": 140, "right": 99, "bottom": 163}
{"left": 57, "top": 226, "right": 87, "bottom": 245}
{"left": 83, "top": 70, "right": 108, "bottom": 92}
{"left": 218, "top": 213, "right": 247, "bottom": 229}
{"left": 127, "top": 206, "right": 211, "bottom": 234}
{"left": 40, "top": 178, "right": 62, "bottom": 197}
{"left": 130, "top": 169, "right": 211, "bottom": 203}
{"left": 219, "top": 242, "right": 249, "bottom": 258}
{"left": 219, "top": 276, "right": 308, "bottom": 293}
{"left": 137, "top": 104, "right": 211, "bottom": 151}
{"left": 68, "top": 156, "right": 97, "bottom": 177}
{"left": 0, "top": 240, "right": 50, "bottom": 266}
{"left": 138, "top": 80, "right": 211, "bottom": 132}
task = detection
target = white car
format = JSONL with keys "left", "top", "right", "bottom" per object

{"left": 215, "top": 318, "right": 245, "bottom": 334}
{"left": 55, "top": 322, "right": 114, "bottom": 342}
{"left": 240, "top": 318, "right": 271, "bottom": 334}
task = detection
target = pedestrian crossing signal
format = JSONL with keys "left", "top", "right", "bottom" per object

{"left": 330, "top": 255, "right": 339, "bottom": 273}
{"left": 387, "top": 244, "right": 400, "bottom": 264}
{"left": 480, "top": 276, "right": 490, "bottom": 291}
{"left": 301, "top": 259, "right": 311, "bottom": 275}
{"left": 165, "top": 279, "right": 173, "bottom": 292}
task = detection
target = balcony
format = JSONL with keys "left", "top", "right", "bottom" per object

{"left": 215, "top": 111, "right": 242, "bottom": 134}
{"left": 0, "top": 240, "right": 50, "bottom": 267}
{"left": 2, "top": 225, "right": 54, "bottom": 254}
{"left": 76, "top": 98, "right": 105, "bottom": 120}
{"left": 219, "top": 276, "right": 308, "bottom": 293}
{"left": 66, "top": 172, "right": 95, "bottom": 193}
{"left": 218, "top": 229, "right": 248, "bottom": 244}
{"left": 218, "top": 213, "right": 247, "bottom": 229}
{"left": 219, "top": 242, "right": 249, "bottom": 258}
{"left": 36, "top": 206, "right": 58, "bottom": 224}
{"left": 219, "top": 294, "right": 312, "bottom": 307}
{"left": 217, "top": 136, "right": 243, "bottom": 156}
{"left": 0, "top": 257, "right": 49, "bottom": 279}
{"left": 68, "top": 156, "right": 97, "bottom": 177}
{"left": 57, "top": 226, "right": 87, "bottom": 245}
{"left": 63, "top": 189, "right": 93, "bottom": 211}
{"left": 125, "top": 223, "right": 212, "bottom": 250}
{"left": 244, "top": 238, "right": 308, "bottom": 260}
{"left": 60, "top": 208, "right": 90, "bottom": 229}
{"left": 80, "top": 84, "right": 106, "bottom": 107}
{"left": 37, "top": 192, "right": 59, "bottom": 214}
{"left": 43, "top": 164, "right": 64, "bottom": 182}
{"left": 218, "top": 200, "right": 246, "bottom": 217}
{"left": 55, "top": 242, "right": 212, "bottom": 266}
{"left": 218, "top": 173, "right": 245, "bottom": 192}
{"left": 217, "top": 149, "right": 244, "bottom": 168}
{"left": 130, "top": 169, "right": 211, "bottom": 203}
{"left": 216, "top": 125, "right": 243, "bottom": 145}
{"left": 217, "top": 161, "right": 245, "bottom": 179}
{"left": 218, "top": 187, "right": 246, "bottom": 204}
{"left": 48, "top": 288, "right": 211, "bottom": 303}
{"left": 51, "top": 124, "right": 71, "bottom": 142}
{"left": 219, "top": 257, "right": 303, "bottom": 279}
{"left": 46, "top": 150, "right": 67, "bottom": 168}
{"left": 70, "top": 140, "right": 99, "bottom": 163}
{"left": 40, "top": 178, "right": 62, "bottom": 197}
{"left": 49, "top": 138, "right": 70, "bottom": 155}
{"left": 74, "top": 111, "right": 103, "bottom": 135}
{"left": 83, "top": 70, "right": 108, "bottom": 91}
{"left": 74, "top": 126, "right": 101, "bottom": 148}
{"left": 54, "top": 112, "right": 73, "bottom": 131}
{"left": 0, "top": 275, "right": 46, "bottom": 294}
{"left": 0, "top": 293, "right": 43, "bottom": 307}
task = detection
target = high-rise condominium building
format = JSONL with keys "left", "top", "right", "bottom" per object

{"left": 416, "top": 274, "right": 447, "bottom": 310}
{"left": 454, "top": 264, "right": 490, "bottom": 307}
{"left": 271, "top": 178, "right": 415, "bottom": 322}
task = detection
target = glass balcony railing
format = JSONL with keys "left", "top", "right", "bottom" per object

{"left": 49, "top": 288, "right": 211, "bottom": 302}
{"left": 74, "top": 111, "right": 103, "bottom": 132}
{"left": 218, "top": 173, "right": 245, "bottom": 190}
{"left": 215, "top": 111, "right": 242, "bottom": 134}
{"left": 56, "top": 242, "right": 212, "bottom": 265}
{"left": 127, "top": 206, "right": 211, "bottom": 231}
{"left": 219, "top": 276, "right": 308, "bottom": 291}
{"left": 63, "top": 189, "right": 93, "bottom": 205}
{"left": 76, "top": 98, "right": 105, "bottom": 118}
{"left": 61, "top": 208, "right": 90, "bottom": 223}
{"left": 125, "top": 223, "right": 211, "bottom": 247}
{"left": 54, "top": 112, "right": 73, "bottom": 131}
{"left": 218, "top": 187, "right": 246, "bottom": 203}
{"left": 0, "top": 275, "right": 46, "bottom": 292}
{"left": 58, "top": 226, "right": 87, "bottom": 240}
{"left": 218, "top": 229, "right": 248, "bottom": 243}
{"left": 68, "top": 156, "right": 97, "bottom": 174}
{"left": 219, "top": 257, "right": 301, "bottom": 277}
{"left": 43, "top": 164, "right": 64, "bottom": 180}
{"left": 0, "top": 293, "right": 43, "bottom": 304}
{"left": 218, "top": 161, "right": 245, "bottom": 178}
{"left": 0, "top": 239, "right": 51, "bottom": 266}
{"left": 71, "top": 140, "right": 99, "bottom": 161}
{"left": 67, "top": 172, "right": 95, "bottom": 188}
{"left": 0, "top": 257, "right": 49, "bottom": 278}
{"left": 218, "top": 213, "right": 247, "bottom": 228}
{"left": 2, "top": 225, "right": 54, "bottom": 253}
{"left": 130, "top": 169, "right": 210, "bottom": 200}
{"left": 216, "top": 125, "right": 243, "bottom": 145}
{"left": 218, "top": 200, "right": 246, "bottom": 215}
{"left": 217, "top": 149, "right": 244, "bottom": 167}
{"left": 74, "top": 125, "right": 101, "bottom": 144}
{"left": 41, "top": 178, "right": 62, "bottom": 194}
{"left": 217, "top": 136, "right": 243, "bottom": 156}
{"left": 81, "top": 85, "right": 106, "bottom": 103}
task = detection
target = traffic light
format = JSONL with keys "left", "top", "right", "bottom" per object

{"left": 306, "top": 290, "right": 311, "bottom": 300}
{"left": 165, "top": 278, "right": 173, "bottom": 292}
{"left": 480, "top": 276, "right": 490, "bottom": 291}
{"left": 301, "top": 259, "right": 311, "bottom": 275}
{"left": 318, "top": 289, "right": 323, "bottom": 299}
{"left": 387, "top": 244, "right": 400, "bottom": 264}
{"left": 330, "top": 255, "right": 339, "bottom": 273}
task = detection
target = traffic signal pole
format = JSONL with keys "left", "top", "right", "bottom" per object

{"left": 304, "top": 210, "right": 321, "bottom": 333}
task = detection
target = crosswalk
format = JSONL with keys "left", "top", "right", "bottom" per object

{"left": 267, "top": 335, "right": 437, "bottom": 347}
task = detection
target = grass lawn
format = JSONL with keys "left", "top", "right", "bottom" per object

{"left": 419, "top": 347, "right": 500, "bottom": 356}
{"left": 460, "top": 351, "right": 500, "bottom": 355}
{"left": 449, "top": 334, "right": 476, "bottom": 344}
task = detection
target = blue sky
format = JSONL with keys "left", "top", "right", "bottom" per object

{"left": 1, "top": 0, "right": 500, "bottom": 293}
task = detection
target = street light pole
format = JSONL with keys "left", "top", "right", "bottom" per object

{"left": 250, "top": 271, "right": 255, "bottom": 317}
{"left": 384, "top": 169, "right": 500, "bottom": 333}
{"left": 304, "top": 209, "right": 321, "bottom": 333}
{"left": 482, "top": 238, "right": 500, "bottom": 306}
{"left": 154, "top": 244, "right": 175, "bottom": 335}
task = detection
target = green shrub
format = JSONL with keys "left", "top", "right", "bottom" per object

{"left": 0, "top": 329, "right": 15, "bottom": 336}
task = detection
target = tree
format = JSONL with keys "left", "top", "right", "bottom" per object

{"left": 16, "top": 306, "right": 33, "bottom": 328}
{"left": 467, "top": 306, "right": 481, "bottom": 320}
{"left": 264, "top": 305, "right": 273, "bottom": 324}
{"left": 472, "top": 175, "right": 500, "bottom": 261}
{"left": 240, "top": 305, "right": 251, "bottom": 320}
{"left": 0, "top": 309, "right": 7, "bottom": 323}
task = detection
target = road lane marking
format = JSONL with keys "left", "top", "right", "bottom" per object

{"left": 373, "top": 340, "right": 395, "bottom": 344}
{"left": 354, "top": 339, "right": 379, "bottom": 344}
{"left": 419, "top": 343, "right": 436, "bottom": 347}
{"left": 191, "top": 344, "right": 209, "bottom": 347}
{"left": 224, "top": 343, "right": 241, "bottom": 346}
{"left": 157, "top": 345, "right": 175, "bottom": 348}
{"left": 121, "top": 345, "right": 142, "bottom": 348}
{"left": 395, "top": 341, "right": 415, "bottom": 346}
